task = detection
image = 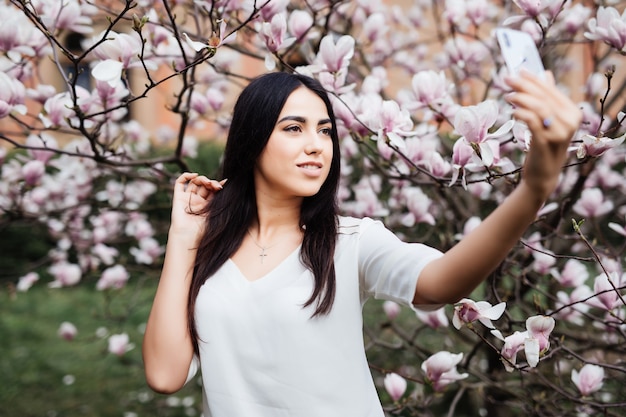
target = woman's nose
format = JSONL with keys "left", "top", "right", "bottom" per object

{"left": 304, "top": 130, "right": 324, "bottom": 154}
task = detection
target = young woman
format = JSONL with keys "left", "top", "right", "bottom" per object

{"left": 142, "top": 71, "right": 581, "bottom": 416}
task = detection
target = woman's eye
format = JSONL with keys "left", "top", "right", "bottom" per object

{"left": 320, "top": 127, "right": 332, "bottom": 136}
{"left": 285, "top": 125, "right": 301, "bottom": 133}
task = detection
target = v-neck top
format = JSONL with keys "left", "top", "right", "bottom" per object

{"left": 189, "top": 216, "right": 443, "bottom": 416}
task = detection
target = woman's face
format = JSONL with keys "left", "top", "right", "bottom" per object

{"left": 254, "top": 87, "right": 334, "bottom": 200}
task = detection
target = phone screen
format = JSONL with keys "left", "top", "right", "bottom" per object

{"left": 496, "top": 28, "right": 545, "bottom": 79}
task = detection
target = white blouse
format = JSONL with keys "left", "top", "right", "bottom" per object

{"left": 187, "top": 216, "right": 443, "bottom": 416}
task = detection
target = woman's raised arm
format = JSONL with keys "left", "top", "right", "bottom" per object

{"left": 142, "top": 173, "right": 224, "bottom": 393}
{"left": 413, "top": 71, "right": 583, "bottom": 305}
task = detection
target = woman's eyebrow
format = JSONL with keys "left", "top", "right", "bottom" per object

{"left": 277, "top": 115, "right": 332, "bottom": 126}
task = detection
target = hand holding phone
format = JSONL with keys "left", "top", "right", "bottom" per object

{"left": 496, "top": 28, "right": 545, "bottom": 79}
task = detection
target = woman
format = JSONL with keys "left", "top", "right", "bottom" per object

{"left": 142, "top": 71, "right": 581, "bottom": 416}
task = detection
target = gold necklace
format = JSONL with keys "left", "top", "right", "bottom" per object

{"left": 247, "top": 229, "right": 279, "bottom": 264}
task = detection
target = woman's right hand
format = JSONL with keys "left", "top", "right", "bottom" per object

{"left": 169, "top": 172, "right": 226, "bottom": 243}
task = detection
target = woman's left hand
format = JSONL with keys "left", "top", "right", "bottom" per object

{"left": 505, "top": 70, "right": 582, "bottom": 201}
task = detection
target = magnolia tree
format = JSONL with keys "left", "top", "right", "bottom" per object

{"left": 2, "top": 0, "right": 626, "bottom": 415}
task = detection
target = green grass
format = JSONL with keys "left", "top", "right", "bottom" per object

{"left": 0, "top": 279, "right": 202, "bottom": 417}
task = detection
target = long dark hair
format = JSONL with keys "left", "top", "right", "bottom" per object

{"left": 187, "top": 72, "right": 341, "bottom": 353}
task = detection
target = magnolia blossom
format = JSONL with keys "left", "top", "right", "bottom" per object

{"left": 183, "top": 20, "right": 236, "bottom": 52}
{"left": 383, "top": 373, "right": 407, "bottom": 401}
{"left": 21, "top": 159, "right": 45, "bottom": 186}
{"left": 512, "top": 0, "right": 552, "bottom": 17}
{"left": 16, "top": 272, "right": 39, "bottom": 292}
{"left": 494, "top": 315, "right": 555, "bottom": 371}
{"left": 129, "top": 237, "right": 164, "bottom": 265}
{"left": 525, "top": 315, "right": 555, "bottom": 366}
{"left": 553, "top": 286, "right": 593, "bottom": 326}
{"left": 58, "top": 322, "right": 78, "bottom": 341}
{"left": 36, "top": 0, "right": 97, "bottom": 34}
{"left": 48, "top": 262, "right": 82, "bottom": 287}
{"left": 88, "top": 30, "right": 156, "bottom": 86}
{"left": 316, "top": 35, "right": 355, "bottom": 73}
{"left": 452, "top": 298, "right": 506, "bottom": 330}
{"left": 494, "top": 330, "right": 527, "bottom": 372}
{"left": 260, "top": 13, "right": 295, "bottom": 69}
{"left": 108, "top": 333, "right": 133, "bottom": 356}
{"left": 415, "top": 307, "right": 449, "bottom": 329}
{"left": 454, "top": 216, "right": 481, "bottom": 240}
{"left": 572, "top": 188, "right": 614, "bottom": 218}
{"left": 398, "top": 186, "right": 435, "bottom": 227}
{"left": 0, "top": 72, "right": 27, "bottom": 118}
{"left": 96, "top": 264, "right": 130, "bottom": 291}
{"left": 571, "top": 364, "right": 605, "bottom": 396}
{"left": 421, "top": 351, "right": 468, "bottom": 391}
{"left": 589, "top": 272, "right": 623, "bottom": 311}
{"left": 453, "top": 100, "right": 514, "bottom": 167}
{"left": 576, "top": 133, "right": 626, "bottom": 159}
{"left": 409, "top": 70, "right": 454, "bottom": 112}
{"left": 364, "top": 98, "right": 415, "bottom": 151}
{"left": 382, "top": 301, "right": 401, "bottom": 320}
{"left": 585, "top": 6, "right": 626, "bottom": 52}
{"left": 288, "top": 10, "right": 314, "bottom": 40}
{"left": 608, "top": 215, "right": 626, "bottom": 237}
{"left": 550, "top": 259, "right": 589, "bottom": 288}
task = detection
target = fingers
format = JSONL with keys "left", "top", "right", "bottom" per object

{"left": 505, "top": 71, "right": 582, "bottom": 142}
{"left": 175, "top": 172, "right": 225, "bottom": 200}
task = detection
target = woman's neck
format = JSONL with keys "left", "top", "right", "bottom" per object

{"left": 252, "top": 197, "right": 303, "bottom": 242}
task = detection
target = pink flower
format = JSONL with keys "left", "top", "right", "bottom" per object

{"left": 16, "top": 272, "right": 39, "bottom": 292}
{"left": 454, "top": 216, "right": 481, "bottom": 240}
{"left": 108, "top": 333, "right": 133, "bottom": 356}
{"left": 410, "top": 70, "right": 453, "bottom": 110}
{"left": 452, "top": 298, "right": 506, "bottom": 330}
{"left": 37, "top": 0, "right": 97, "bottom": 34}
{"left": 553, "top": 286, "right": 593, "bottom": 326}
{"left": 183, "top": 20, "right": 236, "bottom": 52}
{"left": 382, "top": 301, "right": 401, "bottom": 320}
{"left": 571, "top": 364, "right": 605, "bottom": 396}
{"left": 421, "top": 351, "right": 468, "bottom": 391}
{"left": 362, "top": 13, "right": 387, "bottom": 43}
{"left": 513, "top": 0, "right": 551, "bottom": 18}
{"left": 576, "top": 133, "right": 626, "bottom": 159}
{"left": 590, "top": 272, "right": 622, "bottom": 311}
{"left": 383, "top": 373, "right": 407, "bottom": 401}
{"left": 58, "top": 322, "right": 78, "bottom": 341}
{"left": 317, "top": 35, "right": 355, "bottom": 73}
{"left": 91, "top": 243, "right": 118, "bottom": 265}
{"left": 453, "top": 100, "right": 514, "bottom": 166}
{"left": 288, "top": 10, "right": 314, "bottom": 40}
{"left": 608, "top": 215, "right": 626, "bottom": 237}
{"left": 364, "top": 98, "right": 415, "bottom": 152}
{"left": 550, "top": 259, "right": 589, "bottom": 288}
{"left": 21, "top": 159, "right": 45, "bottom": 186}
{"left": 48, "top": 262, "right": 82, "bottom": 288}
{"left": 415, "top": 307, "right": 449, "bottom": 329}
{"left": 585, "top": 6, "right": 626, "bottom": 52}
{"left": 525, "top": 315, "right": 555, "bottom": 366}
{"left": 260, "top": 13, "right": 295, "bottom": 54}
{"left": 96, "top": 265, "right": 130, "bottom": 290}
{"left": 0, "top": 72, "right": 27, "bottom": 119}
{"left": 494, "top": 315, "right": 555, "bottom": 371}
{"left": 496, "top": 330, "right": 527, "bottom": 372}
{"left": 572, "top": 188, "right": 614, "bottom": 218}
{"left": 129, "top": 237, "right": 164, "bottom": 265}
{"left": 25, "top": 133, "right": 58, "bottom": 163}
{"left": 399, "top": 187, "right": 435, "bottom": 227}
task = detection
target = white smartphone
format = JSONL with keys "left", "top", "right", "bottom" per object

{"left": 496, "top": 28, "right": 545, "bottom": 78}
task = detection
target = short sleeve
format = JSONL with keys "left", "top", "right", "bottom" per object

{"left": 184, "top": 354, "right": 200, "bottom": 385}
{"left": 357, "top": 217, "right": 443, "bottom": 308}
